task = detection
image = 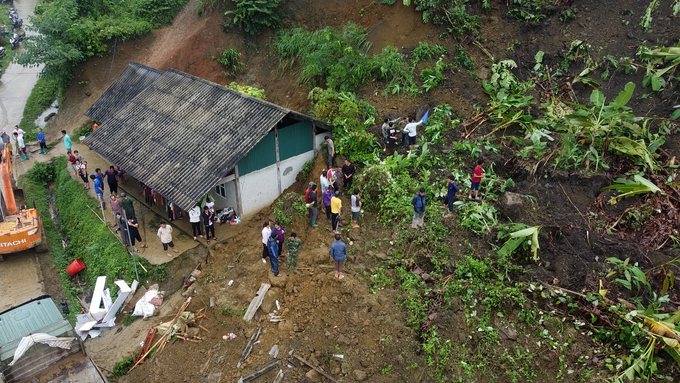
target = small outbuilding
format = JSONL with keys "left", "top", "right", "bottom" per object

{"left": 83, "top": 61, "right": 331, "bottom": 217}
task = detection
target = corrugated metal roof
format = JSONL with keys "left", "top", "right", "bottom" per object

{"left": 83, "top": 68, "right": 329, "bottom": 211}
{"left": 0, "top": 297, "right": 62, "bottom": 347}
{"left": 84, "top": 61, "right": 164, "bottom": 123}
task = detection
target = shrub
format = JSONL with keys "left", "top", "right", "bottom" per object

{"left": 227, "top": 82, "right": 266, "bottom": 99}
{"left": 216, "top": 48, "right": 245, "bottom": 77}
{"left": 273, "top": 23, "right": 416, "bottom": 95}
{"left": 17, "top": 77, "right": 61, "bottom": 141}
{"left": 414, "top": 0, "right": 480, "bottom": 36}
{"left": 224, "top": 0, "right": 281, "bottom": 35}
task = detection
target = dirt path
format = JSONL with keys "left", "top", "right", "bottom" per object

{"left": 0, "top": 249, "right": 44, "bottom": 311}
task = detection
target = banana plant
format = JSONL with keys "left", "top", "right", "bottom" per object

{"left": 639, "top": 43, "right": 680, "bottom": 91}
{"left": 600, "top": 175, "right": 663, "bottom": 205}
{"left": 497, "top": 225, "right": 542, "bottom": 262}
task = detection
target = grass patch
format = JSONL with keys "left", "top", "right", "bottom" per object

{"left": 19, "top": 157, "right": 167, "bottom": 324}
{"left": 17, "top": 77, "right": 61, "bottom": 142}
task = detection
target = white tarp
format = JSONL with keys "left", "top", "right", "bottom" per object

{"left": 8, "top": 333, "right": 75, "bottom": 366}
{"left": 132, "top": 286, "right": 161, "bottom": 318}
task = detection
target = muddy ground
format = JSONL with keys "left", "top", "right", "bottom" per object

{"left": 20, "top": 0, "right": 680, "bottom": 382}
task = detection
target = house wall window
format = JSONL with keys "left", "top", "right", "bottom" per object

{"left": 215, "top": 183, "right": 227, "bottom": 199}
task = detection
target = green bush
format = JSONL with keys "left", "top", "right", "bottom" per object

{"left": 414, "top": 0, "right": 480, "bottom": 36}
{"left": 273, "top": 23, "right": 416, "bottom": 95}
{"left": 110, "top": 355, "right": 134, "bottom": 378}
{"left": 227, "top": 82, "right": 266, "bottom": 99}
{"left": 224, "top": 0, "right": 281, "bottom": 35}
{"left": 217, "top": 48, "right": 245, "bottom": 77}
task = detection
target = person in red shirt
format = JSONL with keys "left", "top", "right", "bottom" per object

{"left": 469, "top": 159, "right": 484, "bottom": 200}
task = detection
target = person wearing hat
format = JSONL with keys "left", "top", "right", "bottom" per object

{"left": 36, "top": 128, "right": 47, "bottom": 154}
{"left": 330, "top": 190, "right": 342, "bottom": 234}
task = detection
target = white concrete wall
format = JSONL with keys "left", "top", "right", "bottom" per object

{"left": 227, "top": 132, "right": 328, "bottom": 218}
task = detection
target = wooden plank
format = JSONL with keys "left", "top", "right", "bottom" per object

{"left": 293, "top": 354, "right": 341, "bottom": 383}
{"left": 243, "top": 283, "right": 270, "bottom": 322}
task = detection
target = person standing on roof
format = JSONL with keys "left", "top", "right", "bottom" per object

{"left": 61, "top": 130, "right": 72, "bottom": 154}
{"left": 189, "top": 204, "right": 203, "bottom": 241}
{"left": 157, "top": 222, "right": 178, "bottom": 257}
{"left": 36, "top": 128, "right": 47, "bottom": 154}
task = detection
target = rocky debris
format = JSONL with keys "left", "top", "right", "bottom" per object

{"left": 336, "top": 334, "right": 351, "bottom": 346}
{"left": 352, "top": 369, "right": 368, "bottom": 381}
{"left": 269, "top": 272, "right": 287, "bottom": 288}
{"left": 499, "top": 191, "right": 533, "bottom": 222}
{"left": 375, "top": 252, "right": 388, "bottom": 261}
{"left": 261, "top": 289, "right": 279, "bottom": 313}
{"left": 499, "top": 325, "right": 518, "bottom": 341}
{"left": 305, "top": 369, "right": 320, "bottom": 382}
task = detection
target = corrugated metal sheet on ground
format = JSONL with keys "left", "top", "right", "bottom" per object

{"left": 83, "top": 68, "right": 329, "bottom": 211}
{"left": 0, "top": 297, "right": 62, "bottom": 348}
{"left": 84, "top": 61, "right": 164, "bottom": 123}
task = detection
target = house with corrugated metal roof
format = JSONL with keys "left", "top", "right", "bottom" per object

{"left": 82, "top": 62, "right": 331, "bottom": 217}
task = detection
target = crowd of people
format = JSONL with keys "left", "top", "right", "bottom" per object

{"left": 258, "top": 116, "right": 486, "bottom": 279}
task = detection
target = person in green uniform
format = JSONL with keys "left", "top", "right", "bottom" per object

{"left": 286, "top": 233, "right": 301, "bottom": 276}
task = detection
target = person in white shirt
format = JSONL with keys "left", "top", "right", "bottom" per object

{"left": 261, "top": 220, "right": 271, "bottom": 263}
{"left": 189, "top": 205, "right": 203, "bottom": 240}
{"left": 403, "top": 117, "right": 424, "bottom": 153}
{"left": 157, "top": 223, "right": 178, "bottom": 257}
{"left": 205, "top": 200, "right": 215, "bottom": 213}
{"left": 350, "top": 189, "right": 362, "bottom": 228}
{"left": 13, "top": 125, "right": 25, "bottom": 139}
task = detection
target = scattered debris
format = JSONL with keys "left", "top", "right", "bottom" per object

{"left": 243, "top": 283, "right": 271, "bottom": 321}
{"left": 236, "top": 359, "right": 280, "bottom": 383}
{"left": 292, "top": 353, "right": 340, "bottom": 383}
{"left": 8, "top": 334, "right": 75, "bottom": 366}
{"left": 272, "top": 369, "right": 284, "bottom": 383}
{"left": 133, "top": 284, "right": 165, "bottom": 318}
{"left": 269, "top": 345, "right": 279, "bottom": 358}
{"left": 237, "top": 326, "right": 263, "bottom": 368}
{"left": 222, "top": 333, "right": 236, "bottom": 341}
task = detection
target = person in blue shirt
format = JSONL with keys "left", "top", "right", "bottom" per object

{"left": 411, "top": 188, "right": 427, "bottom": 229}
{"left": 330, "top": 234, "right": 347, "bottom": 279}
{"left": 90, "top": 174, "right": 106, "bottom": 209}
{"left": 444, "top": 174, "right": 460, "bottom": 218}
{"left": 36, "top": 128, "right": 47, "bottom": 154}
{"left": 267, "top": 231, "right": 282, "bottom": 277}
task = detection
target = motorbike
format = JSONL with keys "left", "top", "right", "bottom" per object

{"left": 8, "top": 9, "right": 21, "bottom": 29}
{"left": 9, "top": 30, "right": 24, "bottom": 50}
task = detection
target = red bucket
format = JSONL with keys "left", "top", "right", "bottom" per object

{"left": 66, "top": 259, "right": 85, "bottom": 276}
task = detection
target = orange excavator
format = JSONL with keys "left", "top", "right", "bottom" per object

{"left": 0, "top": 148, "right": 43, "bottom": 260}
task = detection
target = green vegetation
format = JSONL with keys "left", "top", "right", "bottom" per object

{"left": 600, "top": 175, "right": 663, "bottom": 205}
{"left": 224, "top": 0, "right": 281, "bottom": 35}
{"left": 227, "top": 82, "right": 266, "bottom": 99}
{"left": 17, "top": 0, "right": 187, "bottom": 84}
{"left": 110, "top": 355, "right": 134, "bottom": 379}
{"left": 272, "top": 192, "right": 307, "bottom": 225}
{"left": 216, "top": 48, "right": 245, "bottom": 77}
{"left": 20, "top": 158, "right": 166, "bottom": 323}
{"left": 17, "top": 77, "right": 61, "bottom": 141}
{"left": 413, "top": 0, "right": 480, "bottom": 36}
